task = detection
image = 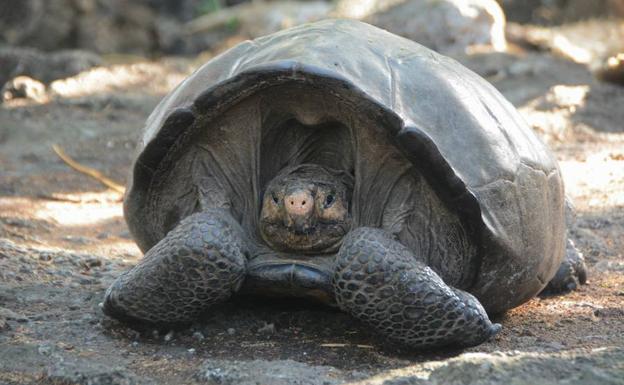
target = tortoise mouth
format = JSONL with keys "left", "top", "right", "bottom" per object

{"left": 259, "top": 220, "right": 349, "bottom": 254}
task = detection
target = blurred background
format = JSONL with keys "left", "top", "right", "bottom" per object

{"left": 1, "top": 1, "right": 623, "bottom": 384}
{"left": 1, "top": 0, "right": 624, "bottom": 75}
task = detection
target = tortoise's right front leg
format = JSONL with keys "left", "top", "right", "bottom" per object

{"left": 103, "top": 210, "right": 247, "bottom": 326}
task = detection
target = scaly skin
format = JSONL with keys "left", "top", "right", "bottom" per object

{"left": 334, "top": 227, "right": 501, "bottom": 348}
{"left": 104, "top": 165, "right": 501, "bottom": 348}
{"left": 103, "top": 210, "right": 247, "bottom": 326}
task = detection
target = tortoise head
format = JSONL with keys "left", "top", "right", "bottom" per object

{"left": 260, "top": 164, "right": 353, "bottom": 254}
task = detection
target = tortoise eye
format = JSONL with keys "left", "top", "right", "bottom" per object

{"left": 325, "top": 194, "right": 335, "bottom": 207}
{"left": 272, "top": 194, "right": 279, "bottom": 204}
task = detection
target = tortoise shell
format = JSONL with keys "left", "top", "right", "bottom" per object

{"left": 124, "top": 19, "right": 565, "bottom": 314}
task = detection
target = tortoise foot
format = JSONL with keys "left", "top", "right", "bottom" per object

{"left": 333, "top": 227, "right": 500, "bottom": 349}
{"left": 542, "top": 238, "right": 587, "bottom": 294}
{"left": 103, "top": 210, "right": 247, "bottom": 326}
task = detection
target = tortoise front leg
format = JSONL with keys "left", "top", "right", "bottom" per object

{"left": 103, "top": 209, "right": 247, "bottom": 326}
{"left": 333, "top": 227, "right": 500, "bottom": 348}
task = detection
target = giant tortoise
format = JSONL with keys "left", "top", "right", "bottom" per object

{"left": 103, "top": 19, "right": 586, "bottom": 348}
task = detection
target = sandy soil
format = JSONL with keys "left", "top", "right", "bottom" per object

{"left": 0, "top": 37, "right": 623, "bottom": 384}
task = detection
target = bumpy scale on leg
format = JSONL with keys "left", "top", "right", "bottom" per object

{"left": 103, "top": 210, "right": 247, "bottom": 325}
{"left": 333, "top": 227, "right": 500, "bottom": 348}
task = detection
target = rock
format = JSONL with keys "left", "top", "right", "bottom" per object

{"left": 196, "top": 359, "right": 363, "bottom": 385}
{"left": 45, "top": 361, "right": 143, "bottom": 385}
{"left": 1, "top": 76, "right": 47, "bottom": 103}
{"left": 193, "top": 331, "right": 205, "bottom": 341}
{"left": 0, "top": 0, "right": 75, "bottom": 51}
{"left": 163, "top": 330, "right": 174, "bottom": 342}
{"left": 594, "top": 260, "right": 624, "bottom": 272}
{"left": 37, "top": 344, "right": 53, "bottom": 356}
{"left": 0, "top": 307, "right": 28, "bottom": 322}
{"left": 500, "top": 0, "right": 624, "bottom": 24}
{"left": 257, "top": 323, "right": 275, "bottom": 335}
{"left": 351, "top": 0, "right": 507, "bottom": 54}
{"left": 379, "top": 348, "right": 624, "bottom": 385}
{"left": 182, "top": 1, "right": 333, "bottom": 52}
{"left": 0, "top": 318, "right": 9, "bottom": 332}
{"left": 0, "top": 0, "right": 166, "bottom": 55}
{"left": 597, "top": 53, "right": 624, "bottom": 86}
{"left": 0, "top": 47, "right": 102, "bottom": 88}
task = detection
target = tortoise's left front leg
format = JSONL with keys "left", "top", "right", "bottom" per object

{"left": 103, "top": 210, "right": 247, "bottom": 326}
{"left": 333, "top": 227, "right": 500, "bottom": 349}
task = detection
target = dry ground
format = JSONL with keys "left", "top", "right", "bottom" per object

{"left": 0, "top": 38, "right": 623, "bottom": 384}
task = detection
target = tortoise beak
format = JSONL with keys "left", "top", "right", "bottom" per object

{"left": 290, "top": 218, "right": 316, "bottom": 235}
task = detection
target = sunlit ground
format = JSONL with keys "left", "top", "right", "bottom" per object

{"left": 0, "top": 192, "right": 140, "bottom": 259}
{"left": 560, "top": 153, "right": 624, "bottom": 210}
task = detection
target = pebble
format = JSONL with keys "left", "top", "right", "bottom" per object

{"left": 0, "top": 307, "right": 28, "bottom": 322}
{"left": 38, "top": 344, "right": 53, "bottom": 356}
{"left": 227, "top": 328, "right": 236, "bottom": 336}
{"left": 79, "top": 277, "right": 95, "bottom": 285}
{"left": 257, "top": 323, "right": 275, "bottom": 335}
{"left": 164, "top": 331, "right": 174, "bottom": 342}
{"left": 62, "top": 236, "right": 90, "bottom": 245}
{"left": 187, "top": 348, "right": 196, "bottom": 355}
{"left": 192, "top": 331, "right": 205, "bottom": 341}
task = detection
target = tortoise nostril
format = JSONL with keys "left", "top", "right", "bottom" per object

{"left": 302, "top": 200, "right": 306, "bottom": 206}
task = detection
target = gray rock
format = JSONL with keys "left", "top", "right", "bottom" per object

{"left": 354, "top": 0, "right": 507, "bottom": 54}
{"left": 0, "top": 47, "right": 102, "bottom": 87}
{"left": 46, "top": 361, "right": 144, "bottom": 385}
{"left": 379, "top": 348, "right": 624, "bottom": 385}
{"left": 0, "top": 306, "right": 28, "bottom": 322}
{"left": 196, "top": 359, "right": 363, "bottom": 385}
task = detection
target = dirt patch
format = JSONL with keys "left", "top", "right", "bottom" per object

{"left": 1, "top": 40, "right": 623, "bottom": 383}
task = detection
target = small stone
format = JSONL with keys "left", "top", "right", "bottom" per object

{"left": 164, "top": 330, "right": 174, "bottom": 342}
{"left": 132, "top": 341, "right": 139, "bottom": 347}
{"left": 187, "top": 348, "right": 196, "bottom": 355}
{"left": 192, "top": 331, "right": 205, "bottom": 341}
{"left": 257, "top": 323, "right": 275, "bottom": 335}
{"left": 82, "top": 257, "right": 103, "bottom": 269}
{"left": 62, "top": 235, "right": 90, "bottom": 245}
{"left": 2, "top": 76, "right": 47, "bottom": 103}
{"left": 227, "top": 328, "right": 236, "bottom": 336}
{"left": 79, "top": 277, "right": 95, "bottom": 285}
{"left": 0, "top": 307, "right": 28, "bottom": 322}
{"left": 38, "top": 344, "right": 53, "bottom": 356}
